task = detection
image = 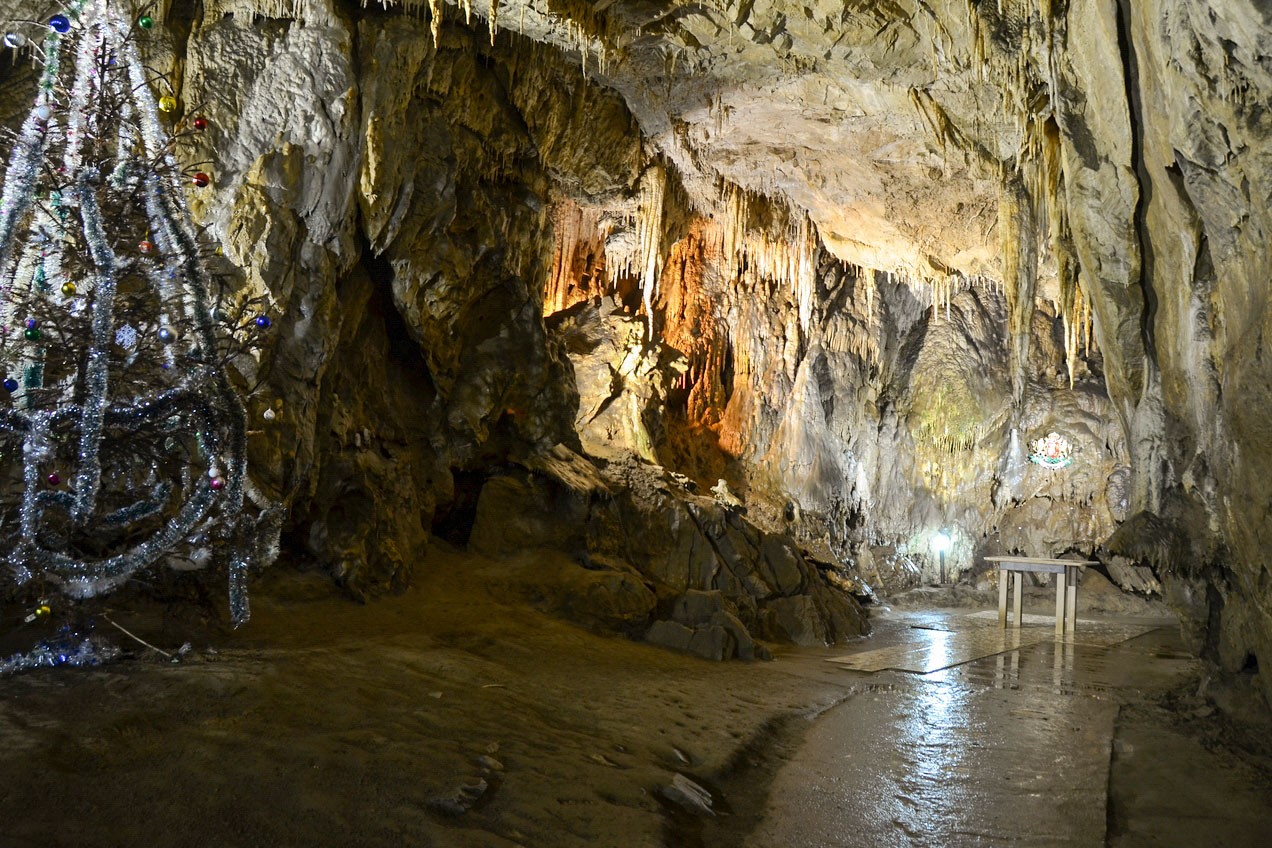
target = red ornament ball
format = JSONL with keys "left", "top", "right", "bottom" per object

{"left": 209, "top": 476, "right": 225, "bottom": 491}
{"left": 47, "top": 473, "right": 60, "bottom": 486}
{"left": 138, "top": 239, "right": 154, "bottom": 254}
{"left": 192, "top": 117, "right": 208, "bottom": 131}
{"left": 192, "top": 172, "right": 210, "bottom": 188}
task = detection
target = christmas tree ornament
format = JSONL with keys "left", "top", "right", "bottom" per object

{"left": 21, "top": 601, "right": 53, "bottom": 623}
{"left": 4, "top": 32, "right": 27, "bottom": 49}
{"left": 192, "top": 171, "right": 210, "bottom": 187}
{"left": 1, "top": 629, "right": 120, "bottom": 675}
{"left": 137, "top": 15, "right": 153, "bottom": 29}
{"left": 192, "top": 117, "right": 208, "bottom": 131}
{"left": 158, "top": 95, "right": 176, "bottom": 112}
{"left": 262, "top": 408, "right": 276, "bottom": 422}
{"left": 253, "top": 315, "right": 272, "bottom": 329}
{"left": 0, "top": 0, "right": 268, "bottom": 628}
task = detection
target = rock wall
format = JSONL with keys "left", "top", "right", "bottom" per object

{"left": 551, "top": 208, "right": 1125, "bottom": 587}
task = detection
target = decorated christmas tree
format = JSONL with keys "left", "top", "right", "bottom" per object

{"left": 0, "top": 0, "right": 271, "bottom": 636}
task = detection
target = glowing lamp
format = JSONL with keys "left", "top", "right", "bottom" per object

{"left": 932, "top": 530, "right": 952, "bottom": 584}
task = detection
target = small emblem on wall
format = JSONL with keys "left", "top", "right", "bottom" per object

{"left": 1028, "top": 431, "right": 1072, "bottom": 469}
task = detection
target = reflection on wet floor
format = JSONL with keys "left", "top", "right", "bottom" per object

{"left": 827, "top": 612, "right": 1158, "bottom": 675}
{"left": 742, "top": 610, "right": 1204, "bottom": 848}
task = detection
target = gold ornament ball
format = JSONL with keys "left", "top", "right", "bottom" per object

{"left": 158, "top": 95, "right": 177, "bottom": 112}
{"left": 61, "top": 281, "right": 76, "bottom": 296}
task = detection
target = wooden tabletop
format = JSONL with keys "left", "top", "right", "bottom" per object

{"left": 984, "top": 556, "right": 1098, "bottom": 566}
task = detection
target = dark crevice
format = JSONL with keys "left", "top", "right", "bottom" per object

{"left": 1114, "top": 0, "right": 1159, "bottom": 369}
{"left": 358, "top": 235, "right": 435, "bottom": 389}
{"left": 431, "top": 470, "right": 487, "bottom": 545}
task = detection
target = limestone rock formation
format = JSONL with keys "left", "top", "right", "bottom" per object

{"left": 467, "top": 449, "right": 867, "bottom": 655}
{"left": 2, "top": 0, "right": 1270, "bottom": 691}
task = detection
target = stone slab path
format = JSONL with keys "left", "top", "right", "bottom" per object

{"left": 727, "top": 611, "right": 1270, "bottom": 848}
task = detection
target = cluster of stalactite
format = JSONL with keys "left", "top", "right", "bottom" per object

{"left": 655, "top": 223, "right": 730, "bottom": 430}
{"left": 966, "top": 0, "right": 1096, "bottom": 397}
{"left": 714, "top": 183, "right": 819, "bottom": 333}
{"left": 542, "top": 200, "right": 607, "bottom": 315}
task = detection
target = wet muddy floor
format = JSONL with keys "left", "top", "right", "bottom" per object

{"left": 1, "top": 548, "right": 1270, "bottom": 847}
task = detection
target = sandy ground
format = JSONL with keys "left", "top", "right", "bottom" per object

{"left": 1, "top": 547, "right": 1269, "bottom": 847}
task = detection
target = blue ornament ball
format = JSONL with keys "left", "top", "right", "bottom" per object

{"left": 3, "top": 378, "right": 18, "bottom": 392}
{"left": 49, "top": 15, "right": 71, "bottom": 33}
{"left": 254, "top": 315, "right": 272, "bottom": 329}
{"left": 158, "top": 326, "right": 176, "bottom": 343}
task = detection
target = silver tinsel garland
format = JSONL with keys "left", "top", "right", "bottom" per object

{"left": 0, "top": 0, "right": 262, "bottom": 625}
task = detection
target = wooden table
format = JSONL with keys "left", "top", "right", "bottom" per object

{"left": 984, "top": 556, "right": 1098, "bottom": 635}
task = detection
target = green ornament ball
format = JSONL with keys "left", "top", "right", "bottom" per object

{"left": 138, "top": 15, "right": 154, "bottom": 29}
{"left": 24, "top": 327, "right": 41, "bottom": 341}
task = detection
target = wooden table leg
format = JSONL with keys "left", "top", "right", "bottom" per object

{"left": 1055, "top": 568, "right": 1067, "bottom": 636}
{"left": 1066, "top": 566, "right": 1078, "bottom": 632}
{"left": 998, "top": 567, "right": 1008, "bottom": 627}
{"left": 1012, "top": 572, "right": 1023, "bottom": 628}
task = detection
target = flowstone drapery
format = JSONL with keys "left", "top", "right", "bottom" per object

{"left": 0, "top": 0, "right": 270, "bottom": 627}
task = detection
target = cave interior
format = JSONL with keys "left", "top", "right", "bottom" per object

{"left": 0, "top": 0, "right": 1271, "bottom": 844}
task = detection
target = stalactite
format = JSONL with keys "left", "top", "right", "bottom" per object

{"left": 999, "top": 176, "right": 1037, "bottom": 410}
{"left": 488, "top": 0, "right": 498, "bottom": 45}
{"left": 203, "top": 0, "right": 304, "bottom": 19}
{"left": 1060, "top": 278, "right": 1096, "bottom": 388}
{"left": 794, "top": 214, "right": 817, "bottom": 333}
{"left": 636, "top": 163, "right": 666, "bottom": 340}
{"left": 720, "top": 183, "right": 748, "bottom": 282}
{"left": 865, "top": 268, "right": 875, "bottom": 324}
{"left": 428, "top": 0, "right": 443, "bottom": 48}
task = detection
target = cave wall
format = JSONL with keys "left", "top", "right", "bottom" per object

{"left": 552, "top": 208, "right": 1124, "bottom": 586}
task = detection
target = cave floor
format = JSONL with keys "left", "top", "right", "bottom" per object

{"left": 728, "top": 611, "right": 1272, "bottom": 848}
{"left": 1, "top": 549, "right": 1270, "bottom": 848}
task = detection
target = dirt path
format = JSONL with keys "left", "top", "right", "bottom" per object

{"left": 0, "top": 547, "right": 857, "bottom": 847}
